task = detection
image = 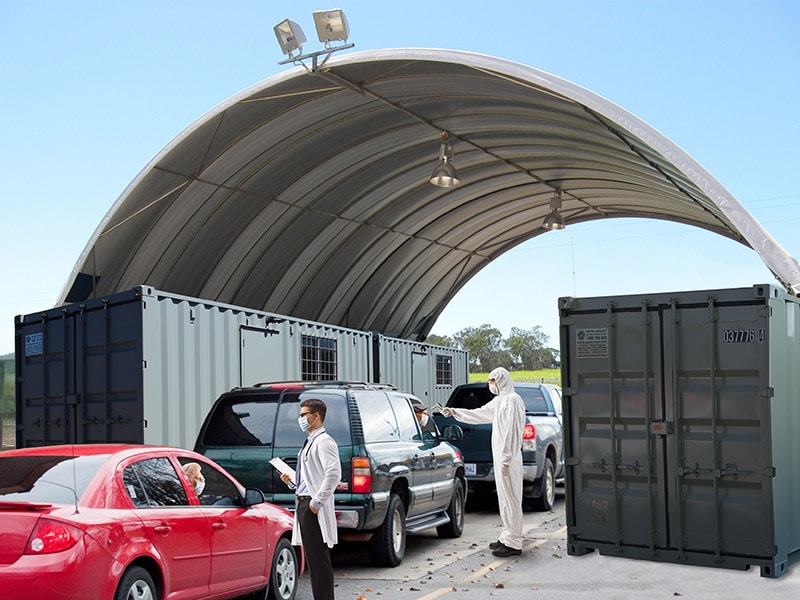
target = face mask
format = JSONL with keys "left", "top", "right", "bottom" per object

{"left": 194, "top": 481, "right": 205, "bottom": 495}
{"left": 420, "top": 413, "right": 429, "bottom": 427}
{"left": 488, "top": 382, "right": 499, "bottom": 395}
{"left": 298, "top": 416, "right": 311, "bottom": 432}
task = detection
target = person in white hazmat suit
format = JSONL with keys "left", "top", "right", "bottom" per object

{"left": 440, "top": 367, "right": 525, "bottom": 557}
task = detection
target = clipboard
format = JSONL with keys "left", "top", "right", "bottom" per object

{"left": 269, "top": 457, "right": 296, "bottom": 481}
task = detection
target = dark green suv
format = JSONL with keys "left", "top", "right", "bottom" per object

{"left": 194, "top": 382, "right": 467, "bottom": 566}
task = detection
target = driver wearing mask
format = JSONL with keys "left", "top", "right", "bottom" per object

{"left": 182, "top": 462, "right": 206, "bottom": 495}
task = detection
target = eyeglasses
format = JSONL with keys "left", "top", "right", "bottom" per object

{"left": 299, "top": 411, "right": 316, "bottom": 417}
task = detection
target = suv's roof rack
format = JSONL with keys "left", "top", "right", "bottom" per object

{"left": 248, "top": 380, "right": 398, "bottom": 391}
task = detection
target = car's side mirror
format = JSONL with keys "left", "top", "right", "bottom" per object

{"left": 244, "top": 487, "right": 266, "bottom": 507}
{"left": 442, "top": 425, "right": 464, "bottom": 442}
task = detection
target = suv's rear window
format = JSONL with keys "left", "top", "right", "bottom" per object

{"left": 517, "top": 387, "right": 550, "bottom": 413}
{"left": 201, "top": 392, "right": 286, "bottom": 446}
{"left": 200, "top": 390, "right": 353, "bottom": 447}
{"left": 449, "top": 386, "right": 490, "bottom": 410}
{"left": 449, "top": 385, "right": 551, "bottom": 414}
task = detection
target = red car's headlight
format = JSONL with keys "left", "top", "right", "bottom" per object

{"left": 25, "top": 518, "right": 83, "bottom": 554}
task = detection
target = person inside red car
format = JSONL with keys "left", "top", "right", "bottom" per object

{"left": 182, "top": 462, "right": 206, "bottom": 495}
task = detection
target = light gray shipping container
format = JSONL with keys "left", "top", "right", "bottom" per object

{"left": 559, "top": 283, "right": 800, "bottom": 577}
{"left": 15, "top": 286, "right": 373, "bottom": 449}
{"left": 372, "top": 333, "right": 469, "bottom": 407}
{"left": 15, "top": 286, "right": 469, "bottom": 450}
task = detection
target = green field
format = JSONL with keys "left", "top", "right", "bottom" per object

{"left": 468, "top": 369, "right": 560, "bottom": 385}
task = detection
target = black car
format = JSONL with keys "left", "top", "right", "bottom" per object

{"left": 434, "top": 382, "right": 564, "bottom": 511}
{"left": 194, "top": 381, "right": 466, "bottom": 566}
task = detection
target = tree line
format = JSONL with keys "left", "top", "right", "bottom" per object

{"left": 426, "top": 325, "right": 559, "bottom": 373}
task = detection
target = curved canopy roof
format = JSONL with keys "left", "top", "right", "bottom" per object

{"left": 59, "top": 48, "right": 800, "bottom": 340}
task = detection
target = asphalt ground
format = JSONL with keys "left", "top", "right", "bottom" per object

{"left": 291, "top": 489, "right": 800, "bottom": 599}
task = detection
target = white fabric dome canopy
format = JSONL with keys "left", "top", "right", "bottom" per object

{"left": 59, "top": 48, "right": 800, "bottom": 340}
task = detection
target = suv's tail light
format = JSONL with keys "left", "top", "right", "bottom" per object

{"left": 522, "top": 422, "right": 536, "bottom": 451}
{"left": 351, "top": 456, "right": 372, "bottom": 493}
{"left": 523, "top": 423, "right": 536, "bottom": 439}
{"left": 25, "top": 518, "right": 83, "bottom": 554}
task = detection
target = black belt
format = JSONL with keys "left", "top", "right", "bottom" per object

{"left": 297, "top": 495, "right": 312, "bottom": 500}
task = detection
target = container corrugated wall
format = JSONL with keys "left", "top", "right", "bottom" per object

{"left": 138, "top": 287, "right": 373, "bottom": 448}
{"left": 559, "top": 284, "right": 800, "bottom": 577}
{"left": 373, "top": 334, "right": 469, "bottom": 407}
{"left": 140, "top": 288, "right": 250, "bottom": 448}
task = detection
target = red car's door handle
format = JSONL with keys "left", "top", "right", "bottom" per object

{"left": 212, "top": 521, "right": 227, "bottom": 531}
{"left": 153, "top": 525, "right": 171, "bottom": 535}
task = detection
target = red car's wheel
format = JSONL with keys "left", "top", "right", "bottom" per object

{"left": 114, "top": 565, "right": 159, "bottom": 600}
{"left": 268, "top": 537, "right": 299, "bottom": 600}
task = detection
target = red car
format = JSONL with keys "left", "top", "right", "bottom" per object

{"left": 0, "top": 444, "right": 302, "bottom": 600}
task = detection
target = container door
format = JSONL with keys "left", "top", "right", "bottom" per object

{"left": 411, "top": 352, "right": 430, "bottom": 402}
{"left": 16, "top": 299, "right": 144, "bottom": 446}
{"left": 17, "top": 327, "right": 75, "bottom": 446}
{"left": 240, "top": 327, "right": 284, "bottom": 386}
{"left": 662, "top": 299, "right": 774, "bottom": 558}
{"left": 566, "top": 293, "right": 776, "bottom": 562}
{"left": 565, "top": 305, "right": 669, "bottom": 550}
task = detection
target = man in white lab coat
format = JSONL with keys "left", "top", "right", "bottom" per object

{"left": 440, "top": 367, "right": 525, "bottom": 556}
{"left": 280, "top": 397, "right": 341, "bottom": 599}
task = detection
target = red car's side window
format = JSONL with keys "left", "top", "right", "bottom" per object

{"left": 176, "top": 457, "right": 243, "bottom": 507}
{"left": 123, "top": 458, "right": 189, "bottom": 507}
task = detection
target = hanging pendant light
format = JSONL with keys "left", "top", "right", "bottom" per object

{"left": 430, "top": 132, "right": 460, "bottom": 188}
{"left": 543, "top": 190, "right": 566, "bottom": 230}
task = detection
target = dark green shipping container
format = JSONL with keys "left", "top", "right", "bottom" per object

{"left": 560, "top": 284, "right": 800, "bottom": 578}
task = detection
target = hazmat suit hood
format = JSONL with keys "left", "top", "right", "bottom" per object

{"left": 488, "top": 367, "right": 515, "bottom": 395}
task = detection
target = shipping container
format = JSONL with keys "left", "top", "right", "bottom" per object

{"left": 15, "top": 286, "right": 467, "bottom": 449}
{"left": 372, "top": 333, "right": 469, "bottom": 407}
{"left": 559, "top": 283, "right": 800, "bottom": 577}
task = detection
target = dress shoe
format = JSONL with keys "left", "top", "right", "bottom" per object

{"left": 489, "top": 540, "right": 502, "bottom": 550}
{"left": 492, "top": 543, "right": 522, "bottom": 557}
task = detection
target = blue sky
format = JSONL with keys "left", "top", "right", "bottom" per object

{"left": 1, "top": 0, "right": 798, "bottom": 356}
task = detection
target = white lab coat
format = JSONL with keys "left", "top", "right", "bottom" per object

{"left": 447, "top": 367, "right": 525, "bottom": 550}
{"left": 291, "top": 427, "right": 341, "bottom": 549}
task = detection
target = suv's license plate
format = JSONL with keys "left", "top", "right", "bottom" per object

{"left": 464, "top": 463, "right": 476, "bottom": 476}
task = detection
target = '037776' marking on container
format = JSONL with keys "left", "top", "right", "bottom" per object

{"left": 721, "top": 328, "right": 766, "bottom": 343}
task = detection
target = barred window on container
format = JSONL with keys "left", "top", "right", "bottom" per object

{"left": 301, "top": 335, "right": 338, "bottom": 381}
{"left": 435, "top": 354, "right": 452, "bottom": 385}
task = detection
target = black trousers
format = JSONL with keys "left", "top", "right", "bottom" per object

{"left": 296, "top": 496, "right": 335, "bottom": 600}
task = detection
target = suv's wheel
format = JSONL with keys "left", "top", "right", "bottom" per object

{"left": 369, "top": 493, "right": 406, "bottom": 566}
{"left": 436, "top": 478, "right": 465, "bottom": 538}
{"left": 114, "top": 565, "right": 159, "bottom": 600}
{"left": 268, "top": 537, "right": 298, "bottom": 600}
{"left": 531, "top": 457, "right": 555, "bottom": 511}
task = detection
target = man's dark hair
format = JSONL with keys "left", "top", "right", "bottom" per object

{"left": 301, "top": 397, "right": 327, "bottom": 421}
